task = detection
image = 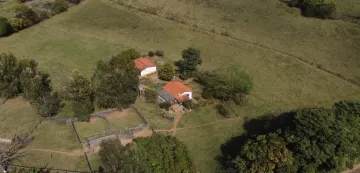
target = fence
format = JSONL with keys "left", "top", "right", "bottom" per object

{"left": 131, "top": 105, "right": 149, "bottom": 125}
{"left": 45, "top": 117, "right": 78, "bottom": 124}
{"left": 5, "top": 165, "right": 90, "bottom": 173}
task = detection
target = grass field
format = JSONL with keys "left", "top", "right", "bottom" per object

{"left": 108, "top": 108, "right": 145, "bottom": 132}
{"left": 13, "top": 150, "right": 89, "bottom": 172}
{"left": 0, "top": 0, "right": 359, "bottom": 172}
{"left": 134, "top": 99, "right": 173, "bottom": 130}
{"left": 74, "top": 119, "right": 110, "bottom": 141}
{"left": 0, "top": 97, "right": 40, "bottom": 138}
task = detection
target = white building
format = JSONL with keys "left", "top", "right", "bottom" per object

{"left": 134, "top": 58, "right": 157, "bottom": 77}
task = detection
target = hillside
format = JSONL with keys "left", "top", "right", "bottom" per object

{"left": 0, "top": 0, "right": 359, "bottom": 172}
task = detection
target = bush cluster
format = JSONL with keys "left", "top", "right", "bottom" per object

{"left": 289, "top": 0, "right": 336, "bottom": 19}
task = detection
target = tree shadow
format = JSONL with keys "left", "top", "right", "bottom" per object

{"left": 217, "top": 111, "right": 295, "bottom": 169}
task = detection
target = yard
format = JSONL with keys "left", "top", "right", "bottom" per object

{"left": 0, "top": 0, "right": 359, "bottom": 172}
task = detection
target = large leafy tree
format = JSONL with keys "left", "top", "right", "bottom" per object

{"left": 66, "top": 70, "right": 94, "bottom": 121}
{"left": 99, "top": 135, "right": 196, "bottom": 173}
{"left": 196, "top": 65, "right": 253, "bottom": 101}
{"left": 92, "top": 50, "right": 140, "bottom": 109}
{"left": 99, "top": 139, "right": 145, "bottom": 173}
{"left": 235, "top": 133, "right": 293, "bottom": 173}
{"left": 220, "top": 100, "right": 360, "bottom": 173}
{"left": 178, "top": 47, "right": 202, "bottom": 78}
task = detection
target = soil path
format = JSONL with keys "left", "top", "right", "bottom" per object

{"left": 24, "top": 148, "right": 84, "bottom": 156}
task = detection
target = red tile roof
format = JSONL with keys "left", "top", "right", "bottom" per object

{"left": 176, "top": 94, "right": 189, "bottom": 103}
{"left": 134, "top": 58, "right": 156, "bottom": 71}
{"left": 163, "top": 81, "right": 192, "bottom": 100}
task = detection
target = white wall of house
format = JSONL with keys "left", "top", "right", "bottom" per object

{"left": 182, "top": 92, "right": 193, "bottom": 99}
{"left": 140, "top": 67, "right": 157, "bottom": 76}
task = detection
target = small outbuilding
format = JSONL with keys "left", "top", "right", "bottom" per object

{"left": 134, "top": 58, "right": 157, "bottom": 77}
{"left": 158, "top": 81, "right": 192, "bottom": 104}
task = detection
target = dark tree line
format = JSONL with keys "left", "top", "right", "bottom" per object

{"left": 99, "top": 134, "right": 196, "bottom": 173}
{"left": 287, "top": 0, "right": 336, "bottom": 19}
{"left": 219, "top": 100, "right": 360, "bottom": 173}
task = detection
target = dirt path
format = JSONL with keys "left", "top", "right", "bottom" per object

{"left": 24, "top": 148, "right": 84, "bottom": 156}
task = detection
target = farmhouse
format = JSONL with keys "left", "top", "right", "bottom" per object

{"left": 158, "top": 81, "right": 192, "bottom": 104}
{"left": 134, "top": 58, "right": 157, "bottom": 77}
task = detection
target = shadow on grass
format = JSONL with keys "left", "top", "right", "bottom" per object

{"left": 216, "top": 112, "right": 295, "bottom": 171}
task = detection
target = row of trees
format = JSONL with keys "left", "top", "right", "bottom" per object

{"left": 99, "top": 135, "right": 196, "bottom": 173}
{"left": 0, "top": 53, "right": 62, "bottom": 117}
{"left": 0, "top": 0, "right": 79, "bottom": 37}
{"left": 219, "top": 100, "right": 360, "bottom": 173}
{"left": 0, "top": 48, "right": 141, "bottom": 121}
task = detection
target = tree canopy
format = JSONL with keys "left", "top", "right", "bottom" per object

{"left": 66, "top": 70, "right": 94, "bottom": 121}
{"left": 92, "top": 50, "right": 140, "bottom": 109}
{"left": 0, "top": 17, "right": 12, "bottom": 37}
{"left": 0, "top": 53, "right": 62, "bottom": 117}
{"left": 289, "top": 0, "right": 336, "bottom": 19}
{"left": 177, "top": 47, "right": 202, "bottom": 78}
{"left": 99, "top": 135, "right": 196, "bottom": 173}
{"left": 220, "top": 100, "right": 360, "bottom": 173}
{"left": 158, "top": 62, "right": 175, "bottom": 81}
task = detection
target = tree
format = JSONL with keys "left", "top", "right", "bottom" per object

{"left": 14, "top": 5, "right": 39, "bottom": 28}
{"left": 144, "top": 87, "right": 157, "bottom": 103}
{"left": 0, "top": 53, "right": 22, "bottom": 98}
{"left": 155, "top": 50, "right": 164, "bottom": 57}
{"left": 183, "top": 100, "right": 194, "bottom": 109}
{"left": 289, "top": 0, "right": 336, "bottom": 19}
{"left": 118, "top": 48, "right": 140, "bottom": 62}
{"left": 0, "top": 17, "right": 12, "bottom": 37}
{"left": 178, "top": 47, "right": 202, "bottom": 78}
{"left": 51, "top": 0, "right": 69, "bottom": 14}
{"left": 66, "top": 70, "right": 92, "bottom": 101}
{"left": 67, "top": 0, "right": 81, "bottom": 4}
{"left": 235, "top": 133, "right": 293, "bottom": 173}
{"left": 148, "top": 51, "right": 155, "bottom": 57}
{"left": 219, "top": 100, "right": 360, "bottom": 173}
{"left": 131, "top": 135, "right": 196, "bottom": 173}
{"left": 158, "top": 62, "right": 175, "bottom": 81}
{"left": 66, "top": 70, "right": 94, "bottom": 121}
{"left": 196, "top": 65, "right": 253, "bottom": 101}
{"left": 92, "top": 50, "right": 139, "bottom": 109}
{"left": 159, "top": 101, "right": 171, "bottom": 110}
{"left": 99, "top": 139, "right": 146, "bottom": 173}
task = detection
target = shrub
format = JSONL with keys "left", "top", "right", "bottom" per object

{"left": 159, "top": 102, "right": 171, "bottom": 111}
{"left": 51, "top": 0, "right": 69, "bottom": 14}
{"left": 14, "top": 5, "right": 39, "bottom": 27}
{"left": 183, "top": 100, "right": 194, "bottom": 110}
{"left": 155, "top": 50, "right": 164, "bottom": 57}
{"left": 67, "top": 0, "right": 81, "bottom": 4}
{"left": 10, "top": 18, "right": 26, "bottom": 31}
{"left": 216, "top": 103, "right": 230, "bottom": 118}
{"left": 144, "top": 87, "right": 157, "bottom": 103}
{"left": 148, "top": 51, "right": 155, "bottom": 57}
{"left": 158, "top": 62, "right": 175, "bottom": 81}
{"left": 0, "top": 17, "right": 13, "bottom": 37}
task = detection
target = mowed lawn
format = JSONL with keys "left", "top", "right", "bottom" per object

{"left": 0, "top": 0, "right": 359, "bottom": 172}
